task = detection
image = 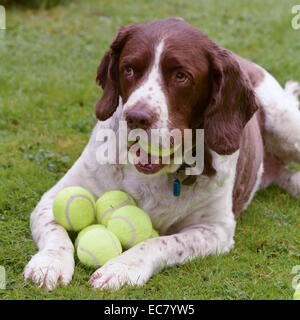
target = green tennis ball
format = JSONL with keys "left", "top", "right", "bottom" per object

{"left": 53, "top": 186, "right": 96, "bottom": 232}
{"left": 74, "top": 224, "right": 105, "bottom": 249}
{"left": 107, "top": 205, "right": 152, "bottom": 249}
{"left": 138, "top": 139, "right": 181, "bottom": 157}
{"left": 77, "top": 225, "right": 122, "bottom": 268}
{"left": 294, "top": 289, "right": 300, "bottom": 300}
{"left": 95, "top": 190, "right": 136, "bottom": 226}
{"left": 150, "top": 228, "right": 159, "bottom": 238}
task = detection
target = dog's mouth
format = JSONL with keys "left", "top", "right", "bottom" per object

{"left": 127, "top": 137, "right": 181, "bottom": 175}
{"left": 133, "top": 148, "right": 166, "bottom": 174}
{"left": 127, "top": 140, "right": 170, "bottom": 174}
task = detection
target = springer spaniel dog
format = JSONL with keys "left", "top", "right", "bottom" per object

{"left": 24, "top": 18, "right": 300, "bottom": 290}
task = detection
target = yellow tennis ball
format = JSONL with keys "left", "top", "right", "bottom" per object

{"left": 77, "top": 225, "right": 122, "bottom": 268}
{"left": 138, "top": 139, "right": 181, "bottom": 157}
{"left": 95, "top": 190, "right": 136, "bottom": 226}
{"left": 74, "top": 224, "right": 105, "bottom": 249}
{"left": 52, "top": 186, "right": 96, "bottom": 232}
{"left": 150, "top": 228, "right": 159, "bottom": 238}
{"left": 294, "top": 289, "right": 300, "bottom": 300}
{"left": 107, "top": 205, "right": 152, "bottom": 249}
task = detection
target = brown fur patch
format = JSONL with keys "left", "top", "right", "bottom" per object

{"left": 233, "top": 113, "right": 264, "bottom": 216}
{"left": 234, "top": 54, "right": 265, "bottom": 88}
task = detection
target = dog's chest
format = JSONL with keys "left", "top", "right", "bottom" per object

{"left": 119, "top": 169, "right": 224, "bottom": 234}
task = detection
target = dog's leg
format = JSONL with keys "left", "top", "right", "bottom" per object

{"left": 89, "top": 220, "right": 235, "bottom": 290}
{"left": 23, "top": 157, "right": 92, "bottom": 290}
{"left": 259, "top": 77, "right": 300, "bottom": 165}
{"left": 273, "top": 167, "right": 300, "bottom": 197}
{"left": 257, "top": 75, "right": 300, "bottom": 194}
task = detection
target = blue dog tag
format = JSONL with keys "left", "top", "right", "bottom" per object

{"left": 173, "top": 179, "right": 181, "bottom": 197}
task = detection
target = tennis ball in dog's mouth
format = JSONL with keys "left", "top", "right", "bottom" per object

{"left": 138, "top": 139, "right": 181, "bottom": 157}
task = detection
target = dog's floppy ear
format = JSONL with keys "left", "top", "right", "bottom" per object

{"left": 95, "top": 24, "right": 139, "bottom": 121}
{"left": 204, "top": 46, "right": 259, "bottom": 155}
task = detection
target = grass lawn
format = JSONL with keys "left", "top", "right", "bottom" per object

{"left": 0, "top": 0, "right": 299, "bottom": 300}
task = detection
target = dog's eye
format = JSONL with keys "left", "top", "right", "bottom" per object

{"left": 175, "top": 72, "right": 188, "bottom": 83}
{"left": 124, "top": 66, "right": 134, "bottom": 77}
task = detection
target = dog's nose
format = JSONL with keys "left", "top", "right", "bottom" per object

{"left": 125, "top": 109, "right": 154, "bottom": 130}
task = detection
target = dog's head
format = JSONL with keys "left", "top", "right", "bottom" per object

{"left": 95, "top": 18, "right": 259, "bottom": 175}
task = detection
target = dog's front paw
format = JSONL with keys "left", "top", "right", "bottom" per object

{"left": 89, "top": 257, "right": 151, "bottom": 290}
{"left": 24, "top": 248, "right": 74, "bottom": 290}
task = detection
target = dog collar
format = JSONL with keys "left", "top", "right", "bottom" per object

{"left": 173, "top": 162, "right": 197, "bottom": 197}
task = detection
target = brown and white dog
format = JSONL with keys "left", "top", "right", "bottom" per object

{"left": 24, "top": 18, "right": 300, "bottom": 290}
